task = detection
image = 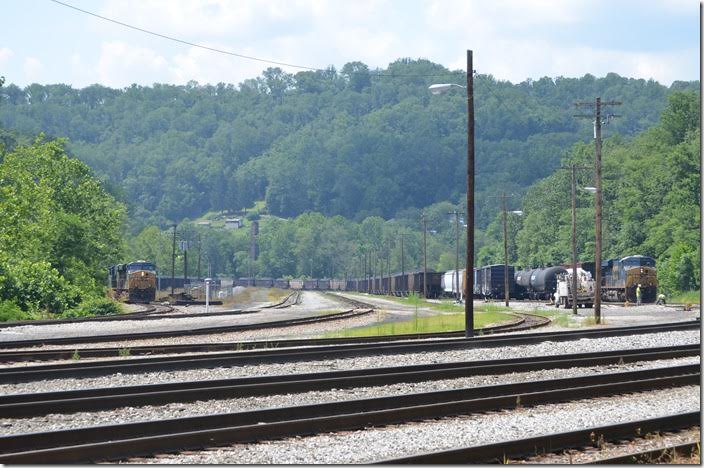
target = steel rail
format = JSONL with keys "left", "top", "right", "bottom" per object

{"left": 1, "top": 347, "right": 697, "bottom": 417}
{"left": 0, "top": 313, "right": 541, "bottom": 362}
{"left": 0, "top": 316, "right": 696, "bottom": 362}
{"left": 0, "top": 323, "right": 698, "bottom": 383}
{"left": 0, "top": 368, "right": 698, "bottom": 464}
{"left": 376, "top": 412, "right": 701, "bottom": 464}
{"left": 0, "top": 304, "right": 165, "bottom": 328}
{"left": 589, "top": 441, "right": 700, "bottom": 464}
{"left": 0, "top": 308, "right": 374, "bottom": 348}
{"left": 0, "top": 290, "right": 296, "bottom": 329}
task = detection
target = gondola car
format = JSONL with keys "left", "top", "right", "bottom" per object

{"left": 108, "top": 261, "right": 157, "bottom": 303}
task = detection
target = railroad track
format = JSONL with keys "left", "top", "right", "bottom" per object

{"left": 0, "top": 322, "right": 699, "bottom": 384}
{"left": 0, "top": 320, "right": 696, "bottom": 374}
{"left": 0, "top": 364, "right": 697, "bottom": 464}
{"left": 0, "top": 292, "right": 304, "bottom": 329}
{"left": 378, "top": 412, "right": 700, "bottom": 464}
{"left": 0, "top": 303, "right": 174, "bottom": 328}
{"left": 0, "top": 307, "right": 374, "bottom": 349}
{"left": 0, "top": 311, "right": 548, "bottom": 362}
{"left": 0, "top": 345, "right": 697, "bottom": 417}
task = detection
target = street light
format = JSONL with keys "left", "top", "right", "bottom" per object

{"left": 429, "top": 50, "right": 474, "bottom": 337}
{"left": 429, "top": 83, "right": 467, "bottom": 95}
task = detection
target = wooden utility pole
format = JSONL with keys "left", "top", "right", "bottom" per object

{"left": 489, "top": 193, "right": 518, "bottom": 307}
{"left": 575, "top": 97, "right": 621, "bottom": 324}
{"left": 170, "top": 224, "right": 177, "bottom": 296}
{"left": 466, "top": 50, "right": 475, "bottom": 337}
{"left": 197, "top": 233, "right": 202, "bottom": 280}
{"left": 502, "top": 195, "right": 509, "bottom": 307}
{"left": 422, "top": 213, "right": 428, "bottom": 298}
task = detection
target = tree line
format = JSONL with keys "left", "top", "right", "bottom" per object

{"left": 0, "top": 60, "right": 696, "bottom": 232}
{"left": 0, "top": 63, "right": 699, "bottom": 320}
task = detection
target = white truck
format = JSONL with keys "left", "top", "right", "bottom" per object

{"left": 554, "top": 268, "right": 596, "bottom": 309}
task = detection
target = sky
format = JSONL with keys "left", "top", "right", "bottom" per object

{"left": 0, "top": 0, "right": 700, "bottom": 89}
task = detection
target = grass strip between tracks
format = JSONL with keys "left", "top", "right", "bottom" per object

{"left": 0, "top": 367, "right": 698, "bottom": 464}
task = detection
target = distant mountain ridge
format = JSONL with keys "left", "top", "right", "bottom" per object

{"left": 0, "top": 59, "right": 697, "bottom": 230}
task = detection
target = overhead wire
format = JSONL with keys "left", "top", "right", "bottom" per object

{"left": 48, "top": 0, "right": 463, "bottom": 79}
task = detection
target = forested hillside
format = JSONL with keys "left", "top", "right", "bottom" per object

{"left": 478, "top": 90, "right": 700, "bottom": 293}
{"left": 0, "top": 59, "right": 697, "bottom": 230}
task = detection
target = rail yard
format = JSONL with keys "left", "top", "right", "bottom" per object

{"left": 0, "top": 290, "right": 699, "bottom": 464}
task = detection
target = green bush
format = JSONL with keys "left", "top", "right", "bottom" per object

{"left": 0, "top": 259, "right": 81, "bottom": 314}
{"left": 62, "top": 297, "right": 122, "bottom": 318}
{"left": 0, "top": 300, "right": 32, "bottom": 322}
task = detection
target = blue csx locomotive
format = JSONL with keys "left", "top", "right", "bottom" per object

{"left": 108, "top": 261, "right": 157, "bottom": 303}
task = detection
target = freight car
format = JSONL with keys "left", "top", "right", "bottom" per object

{"left": 254, "top": 277, "right": 274, "bottom": 288}
{"left": 108, "top": 261, "right": 157, "bottom": 303}
{"left": 477, "top": 264, "right": 516, "bottom": 299}
{"left": 514, "top": 266, "right": 567, "bottom": 300}
{"left": 442, "top": 269, "right": 466, "bottom": 300}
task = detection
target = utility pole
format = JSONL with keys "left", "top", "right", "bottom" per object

{"left": 466, "top": 50, "right": 475, "bottom": 337}
{"left": 422, "top": 213, "right": 428, "bottom": 299}
{"left": 183, "top": 248, "right": 188, "bottom": 289}
{"left": 197, "top": 233, "right": 202, "bottom": 280}
{"left": 400, "top": 235, "right": 405, "bottom": 278}
{"left": 170, "top": 224, "right": 177, "bottom": 297}
{"left": 502, "top": 194, "right": 509, "bottom": 307}
{"left": 386, "top": 245, "right": 390, "bottom": 295}
{"left": 559, "top": 164, "right": 591, "bottom": 315}
{"left": 575, "top": 97, "right": 621, "bottom": 324}
{"left": 489, "top": 193, "right": 520, "bottom": 308}
{"left": 448, "top": 210, "right": 460, "bottom": 302}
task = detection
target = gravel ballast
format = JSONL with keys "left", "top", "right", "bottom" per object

{"left": 0, "top": 330, "right": 698, "bottom": 396}
{"left": 122, "top": 385, "right": 700, "bottom": 464}
{"left": 0, "top": 356, "right": 697, "bottom": 436}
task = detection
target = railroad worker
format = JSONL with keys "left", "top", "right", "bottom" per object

{"left": 636, "top": 284, "right": 642, "bottom": 306}
{"left": 656, "top": 293, "right": 666, "bottom": 305}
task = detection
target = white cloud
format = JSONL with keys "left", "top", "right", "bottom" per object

{"left": 100, "top": 0, "right": 314, "bottom": 38}
{"left": 69, "top": 0, "right": 696, "bottom": 87}
{"left": 97, "top": 41, "right": 169, "bottom": 87}
{"left": 0, "top": 47, "right": 13, "bottom": 65}
{"left": 23, "top": 57, "right": 44, "bottom": 83}
{"left": 170, "top": 43, "right": 265, "bottom": 85}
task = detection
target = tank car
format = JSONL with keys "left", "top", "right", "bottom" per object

{"left": 527, "top": 266, "right": 567, "bottom": 300}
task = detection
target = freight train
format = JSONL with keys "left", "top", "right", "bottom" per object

{"left": 108, "top": 261, "right": 157, "bottom": 303}
{"left": 233, "top": 255, "right": 657, "bottom": 304}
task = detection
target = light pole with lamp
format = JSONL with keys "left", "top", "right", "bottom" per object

{"left": 560, "top": 164, "right": 591, "bottom": 314}
{"left": 428, "top": 49, "right": 474, "bottom": 338}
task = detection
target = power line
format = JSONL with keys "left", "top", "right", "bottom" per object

{"left": 49, "top": 0, "right": 462, "bottom": 79}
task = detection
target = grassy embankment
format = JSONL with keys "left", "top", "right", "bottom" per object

{"left": 669, "top": 290, "right": 700, "bottom": 305}
{"left": 324, "top": 294, "right": 516, "bottom": 338}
